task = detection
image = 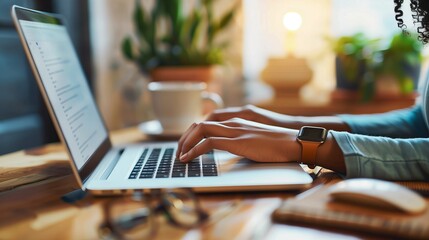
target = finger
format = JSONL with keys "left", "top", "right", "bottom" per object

{"left": 176, "top": 123, "right": 198, "bottom": 158}
{"left": 180, "top": 137, "right": 233, "bottom": 162}
{"left": 177, "top": 121, "right": 233, "bottom": 158}
{"left": 180, "top": 122, "right": 242, "bottom": 157}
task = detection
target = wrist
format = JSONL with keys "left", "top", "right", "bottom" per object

{"left": 289, "top": 130, "right": 302, "bottom": 162}
{"left": 279, "top": 115, "right": 301, "bottom": 129}
{"left": 317, "top": 133, "right": 347, "bottom": 174}
{"left": 296, "top": 126, "right": 328, "bottom": 168}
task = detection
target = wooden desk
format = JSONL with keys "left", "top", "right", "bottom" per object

{"left": 255, "top": 96, "right": 416, "bottom": 116}
{"left": 0, "top": 127, "right": 383, "bottom": 239}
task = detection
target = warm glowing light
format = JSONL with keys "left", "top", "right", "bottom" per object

{"left": 282, "top": 12, "right": 302, "bottom": 31}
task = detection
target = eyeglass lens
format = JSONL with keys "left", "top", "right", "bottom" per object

{"left": 102, "top": 189, "right": 207, "bottom": 239}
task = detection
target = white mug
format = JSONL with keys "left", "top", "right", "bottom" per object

{"left": 148, "top": 82, "right": 223, "bottom": 132}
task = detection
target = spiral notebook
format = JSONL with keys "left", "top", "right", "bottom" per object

{"left": 272, "top": 184, "right": 429, "bottom": 239}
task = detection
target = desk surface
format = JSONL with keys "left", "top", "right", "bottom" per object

{"left": 0, "top": 127, "right": 388, "bottom": 239}
{"left": 255, "top": 95, "right": 416, "bottom": 116}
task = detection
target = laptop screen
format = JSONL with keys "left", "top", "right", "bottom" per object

{"left": 15, "top": 8, "right": 108, "bottom": 171}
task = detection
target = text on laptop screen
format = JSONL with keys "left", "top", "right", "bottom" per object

{"left": 19, "top": 20, "right": 107, "bottom": 169}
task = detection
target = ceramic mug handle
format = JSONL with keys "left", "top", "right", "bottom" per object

{"left": 201, "top": 92, "right": 223, "bottom": 115}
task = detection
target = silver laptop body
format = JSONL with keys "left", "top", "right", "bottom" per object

{"left": 12, "top": 5, "right": 312, "bottom": 194}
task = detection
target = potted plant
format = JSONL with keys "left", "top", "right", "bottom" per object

{"left": 373, "top": 32, "right": 423, "bottom": 98}
{"left": 121, "top": 0, "right": 237, "bottom": 83}
{"left": 331, "top": 33, "right": 378, "bottom": 92}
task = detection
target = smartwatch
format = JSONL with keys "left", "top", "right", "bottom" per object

{"left": 296, "top": 126, "right": 328, "bottom": 169}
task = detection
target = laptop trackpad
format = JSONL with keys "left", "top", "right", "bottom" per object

{"left": 217, "top": 154, "right": 304, "bottom": 172}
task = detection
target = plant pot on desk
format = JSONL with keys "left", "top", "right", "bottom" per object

{"left": 335, "top": 56, "right": 366, "bottom": 91}
{"left": 374, "top": 74, "right": 420, "bottom": 101}
{"left": 333, "top": 56, "right": 375, "bottom": 102}
{"left": 149, "top": 66, "right": 221, "bottom": 95}
{"left": 150, "top": 66, "right": 214, "bottom": 83}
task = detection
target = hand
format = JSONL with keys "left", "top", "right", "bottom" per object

{"left": 176, "top": 118, "right": 301, "bottom": 163}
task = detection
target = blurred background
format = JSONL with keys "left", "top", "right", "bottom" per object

{"left": 1, "top": 0, "right": 428, "bottom": 154}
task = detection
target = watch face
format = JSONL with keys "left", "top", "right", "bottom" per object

{"left": 298, "top": 127, "right": 327, "bottom": 142}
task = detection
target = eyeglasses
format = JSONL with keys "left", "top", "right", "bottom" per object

{"left": 98, "top": 188, "right": 208, "bottom": 240}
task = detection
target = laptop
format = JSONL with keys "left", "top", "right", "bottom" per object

{"left": 12, "top": 5, "right": 312, "bottom": 194}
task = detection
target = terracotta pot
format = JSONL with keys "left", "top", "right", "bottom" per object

{"left": 150, "top": 66, "right": 213, "bottom": 83}
{"left": 260, "top": 56, "right": 312, "bottom": 98}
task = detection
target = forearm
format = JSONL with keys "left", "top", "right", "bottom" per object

{"left": 330, "top": 131, "right": 429, "bottom": 181}
{"left": 338, "top": 106, "right": 428, "bottom": 138}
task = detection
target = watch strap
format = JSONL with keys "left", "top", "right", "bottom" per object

{"left": 300, "top": 141, "right": 322, "bottom": 169}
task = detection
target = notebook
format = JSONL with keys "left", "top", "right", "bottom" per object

{"left": 273, "top": 184, "right": 429, "bottom": 239}
{"left": 11, "top": 5, "right": 313, "bottom": 194}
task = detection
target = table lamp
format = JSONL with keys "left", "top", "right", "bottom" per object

{"left": 261, "top": 11, "right": 312, "bottom": 98}
{"left": 283, "top": 12, "right": 302, "bottom": 56}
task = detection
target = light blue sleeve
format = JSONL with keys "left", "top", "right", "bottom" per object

{"left": 338, "top": 105, "right": 429, "bottom": 138}
{"left": 331, "top": 131, "right": 429, "bottom": 181}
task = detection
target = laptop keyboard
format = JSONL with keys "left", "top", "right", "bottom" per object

{"left": 128, "top": 148, "right": 218, "bottom": 179}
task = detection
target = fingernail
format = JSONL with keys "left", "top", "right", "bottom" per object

{"left": 180, "top": 153, "right": 188, "bottom": 162}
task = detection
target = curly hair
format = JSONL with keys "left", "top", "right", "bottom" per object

{"left": 394, "top": 0, "right": 429, "bottom": 44}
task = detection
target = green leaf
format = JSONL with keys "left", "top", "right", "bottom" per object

{"left": 207, "top": 21, "right": 216, "bottom": 46}
{"left": 133, "top": 1, "right": 146, "bottom": 38}
{"left": 155, "top": 0, "right": 168, "bottom": 16}
{"left": 204, "top": 0, "right": 214, "bottom": 46}
{"left": 207, "top": 48, "right": 223, "bottom": 64}
{"left": 401, "top": 77, "right": 414, "bottom": 94}
{"left": 202, "top": 0, "right": 213, "bottom": 6}
{"left": 122, "top": 37, "right": 134, "bottom": 60}
{"left": 168, "top": 0, "right": 183, "bottom": 33}
{"left": 148, "top": 0, "right": 166, "bottom": 54}
{"left": 203, "top": 0, "right": 214, "bottom": 20}
{"left": 218, "top": 8, "right": 235, "bottom": 30}
{"left": 160, "top": 35, "right": 172, "bottom": 45}
{"left": 179, "top": 10, "right": 195, "bottom": 46}
{"left": 189, "top": 11, "right": 202, "bottom": 47}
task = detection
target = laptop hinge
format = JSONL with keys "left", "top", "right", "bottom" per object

{"left": 100, "top": 148, "right": 125, "bottom": 180}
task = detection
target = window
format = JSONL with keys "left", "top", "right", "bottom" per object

{"left": 243, "top": 0, "right": 409, "bottom": 102}
{"left": 0, "top": 0, "right": 91, "bottom": 154}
